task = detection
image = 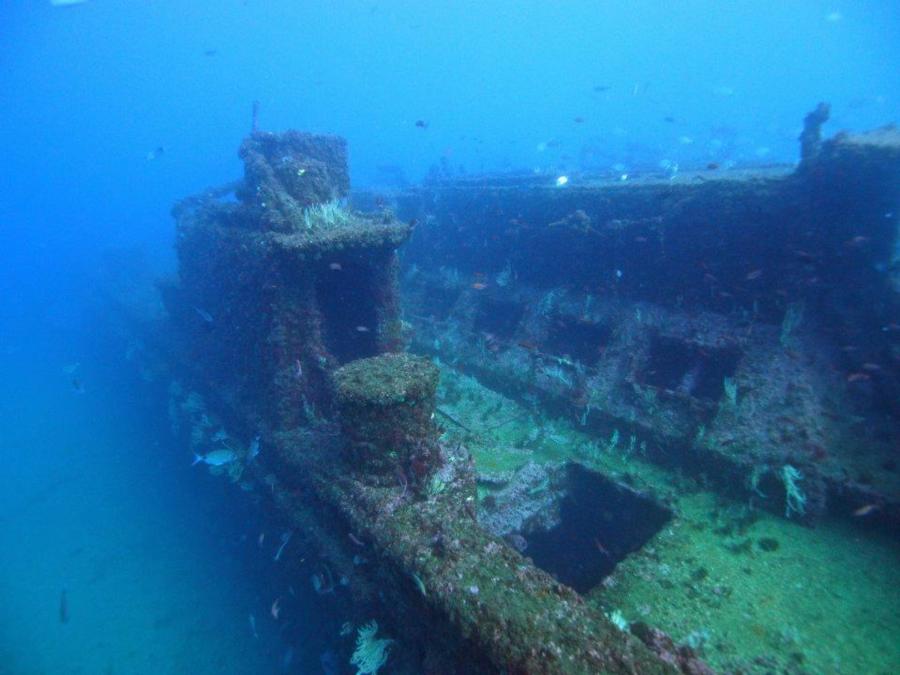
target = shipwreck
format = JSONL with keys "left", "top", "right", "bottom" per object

{"left": 113, "top": 106, "right": 899, "bottom": 673}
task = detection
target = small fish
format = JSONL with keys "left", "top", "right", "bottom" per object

{"left": 706, "top": 162, "right": 719, "bottom": 170}
{"left": 328, "top": 262, "right": 342, "bottom": 271}
{"left": 294, "top": 359, "right": 303, "bottom": 379}
{"left": 861, "top": 363, "right": 882, "bottom": 373}
{"left": 355, "top": 325, "right": 370, "bottom": 333}
{"left": 270, "top": 597, "right": 281, "bottom": 620}
{"left": 853, "top": 503, "right": 881, "bottom": 517}
{"left": 282, "top": 646, "right": 294, "bottom": 671}
{"left": 146, "top": 146, "right": 165, "bottom": 161}
{"left": 471, "top": 282, "right": 488, "bottom": 290}
{"left": 745, "top": 269, "right": 763, "bottom": 281}
{"left": 192, "top": 448, "right": 238, "bottom": 466}
{"left": 247, "top": 435, "right": 261, "bottom": 462}
{"left": 249, "top": 613, "right": 258, "bottom": 638}
{"left": 414, "top": 119, "right": 428, "bottom": 129}
{"left": 258, "top": 532, "right": 266, "bottom": 547}
{"left": 321, "top": 650, "right": 340, "bottom": 675}
{"left": 193, "top": 306, "right": 213, "bottom": 323}
{"left": 555, "top": 175, "right": 569, "bottom": 187}
{"left": 846, "top": 372, "right": 871, "bottom": 383}
{"left": 203, "top": 49, "right": 218, "bottom": 57}
{"left": 845, "top": 235, "right": 870, "bottom": 248}
{"left": 592, "top": 85, "right": 610, "bottom": 92}
{"left": 59, "top": 588, "right": 69, "bottom": 624}
{"left": 573, "top": 116, "right": 585, "bottom": 124}
{"left": 71, "top": 378, "right": 86, "bottom": 394}
{"left": 593, "top": 538, "right": 612, "bottom": 557}
{"left": 274, "top": 530, "right": 293, "bottom": 562}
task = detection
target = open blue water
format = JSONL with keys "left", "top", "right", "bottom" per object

{"left": 0, "top": 329, "right": 291, "bottom": 673}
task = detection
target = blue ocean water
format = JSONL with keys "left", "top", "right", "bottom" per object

{"left": 1, "top": 2, "right": 899, "bottom": 674}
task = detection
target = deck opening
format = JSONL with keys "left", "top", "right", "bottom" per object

{"left": 525, "top": 463, "right": 671, "bottom": 594}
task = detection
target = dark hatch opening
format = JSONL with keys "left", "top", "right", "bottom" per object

{"left": 543, "top": 315, "right": 611, "bottom": 367}
{"left": 316, "top": 261, "right": 379, "bottom": 364}
{"left": 641, "top": 335, "right": 741, "bottom": 401}
{"left": 474, "top": 298, "right": 524, "bottom": 339}
{"left": 524, "top": 463, "right": 671, "bottom": 594}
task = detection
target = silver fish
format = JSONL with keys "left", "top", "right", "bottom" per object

{"left": 274, "top": 530, "right": 293, "bottom": 562}
{"left": 194, "top": 306, "right": 214, "bottom": 323}
{"left": 247, "top": 435, "right": 261, "bottom": 462}
{"left": 192, "top": 448, "right": 238, "bottom": 466}
{"left": 281, "top": 647, "right": 294, "bottom": 671}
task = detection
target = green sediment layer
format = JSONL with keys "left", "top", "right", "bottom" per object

{"left": 434, "top": 363, "right": 900, "bottom": 674}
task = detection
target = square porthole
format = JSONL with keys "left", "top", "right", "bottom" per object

{"left": 474, "top": 299, "right": 524, "bottom": 339}
{"left": 641, "top": 336, "right": 741, "bottom": 401}
{"left": 543, "top": 316, "right": 611, "bottom": 367}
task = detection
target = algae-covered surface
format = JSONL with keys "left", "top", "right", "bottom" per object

{"left": 334, "top": 353, "right": 438, "bottom": 406}
{"left": 604, "top": 497, "right": 900, "bottom": 674}
{"left": 433, "top": 363, "right": 900, "bottom": 675}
